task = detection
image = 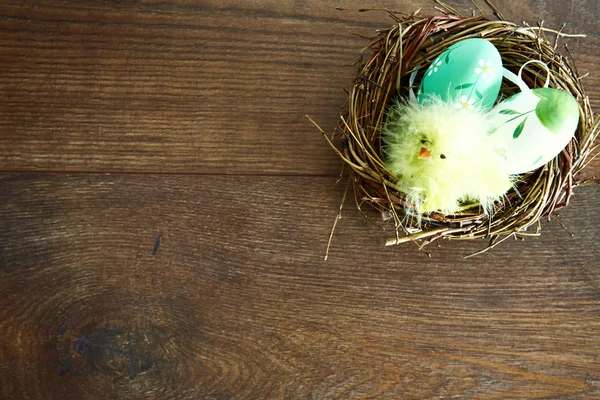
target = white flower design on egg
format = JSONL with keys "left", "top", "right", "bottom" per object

{"left": 475, "top": 59, "right": 493, "bottom": 80}
{"left": 427, "top": 59, "right": 443, "bottom": 76}
{"left": 455, "top": 95, "right": 475, "bottom": 109}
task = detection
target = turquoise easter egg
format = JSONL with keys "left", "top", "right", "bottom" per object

{"left": 488, "top": 87, "right": 580, "bottom": 174}
{"left": 418, "top": 38, "right": 502, "bottom": 111}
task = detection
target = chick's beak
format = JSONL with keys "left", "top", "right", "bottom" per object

{"left": 418, "top": 147, "right": 432, "bottom": 160}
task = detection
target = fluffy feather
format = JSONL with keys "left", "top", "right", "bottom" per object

{"left": 382, "top": 97, "right": 514, "bottom": 214}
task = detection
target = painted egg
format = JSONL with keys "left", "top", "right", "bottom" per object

{"left": 487, "top": 88, "right": 580, "bottom": 174}
{"left": 418, "top": 38, "right": 503, "bottom": 111}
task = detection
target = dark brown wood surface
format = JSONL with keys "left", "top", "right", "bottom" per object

{"left": 1, "top": 1, "right": 599, "bottom": 399}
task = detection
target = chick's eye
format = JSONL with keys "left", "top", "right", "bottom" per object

{"left": 440, "top": 154, "right": 446, "bottom": 159}
{"left": 420, "top": 139, "right": 427, "bottom": 144}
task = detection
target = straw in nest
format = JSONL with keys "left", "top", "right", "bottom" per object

{"left": 309, "top": 1, "right": 599, "bottom": 258}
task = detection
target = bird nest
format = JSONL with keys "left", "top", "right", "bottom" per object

{"left": 313, "top": 2, "right": 599, "bottom": 256}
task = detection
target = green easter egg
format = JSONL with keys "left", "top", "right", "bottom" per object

{"left": 418, "top": 38, "right": 503, "bottom": 111}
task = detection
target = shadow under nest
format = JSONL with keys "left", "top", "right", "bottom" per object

{"left": 314, "top": 4, "right": 599, "bottom": 257}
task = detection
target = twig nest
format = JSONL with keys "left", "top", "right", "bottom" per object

{"left": 329, "top": 7, "right": 599, "bottom": 254}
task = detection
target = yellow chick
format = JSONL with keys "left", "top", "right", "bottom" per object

{"left": 382, "top": 98, "right": 514, "bottom": 214}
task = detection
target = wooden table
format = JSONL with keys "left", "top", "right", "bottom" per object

{"left": 1, "top": 1, "right": 599, "bottom": 398}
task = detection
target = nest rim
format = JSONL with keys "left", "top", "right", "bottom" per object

{"left": 326, "top": 8, "right": 599, "bottom": 253}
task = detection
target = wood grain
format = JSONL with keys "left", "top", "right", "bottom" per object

{"left": 0, "top": 0, "right": 598, "bottom": 174}
{"left": 1, "top": 174, "right": 600, "bottom": 399}
{"left": 2, "top": 0, "right": 600, "bottom": 398}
